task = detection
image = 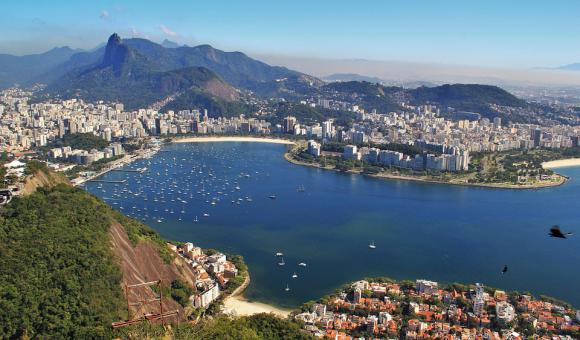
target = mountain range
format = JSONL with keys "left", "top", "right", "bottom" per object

{"left": 2, "top": 33, "right": 321, "bottom": 111}
{"left": 42, "top": 34, "right": 244, "bottom": 113}
{"left": 0, "top": 33, "right": 538, "bottom": 122}
{"left": 0, "top": 47, "right": 80, "bottom": 88}
{"left": 318, "top": 80, "right": 533, "bottom": 122}
{"left": 556, "top": 63, "right": 580, "bottom": 71}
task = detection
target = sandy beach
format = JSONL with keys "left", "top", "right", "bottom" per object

{"left": 223, "top": 295, "right": 291, "bottom": 317}
{"left": 173, "top": 136, "right": 295, "bottom": 145}
{"left": 542, "top": 158, "right": 580, "bottom": 169}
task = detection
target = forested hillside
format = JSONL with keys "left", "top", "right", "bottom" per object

{"left": 0, "top": 185, "right": 126, "bottom": 338}
{"left": 0, "top": 180, "right": 310, "bottom": 339}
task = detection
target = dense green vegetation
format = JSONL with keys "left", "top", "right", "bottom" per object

{"left": 0, "top": 164, "right": 5, "bottom": 188}
{"left": 114, "top": 313, "right": 312, "bottom": 340}
{"left": 0, "top": 185, "right": 126, "bottom": 338}
{"left": 169, "top": 280, "right": 195, "bottom": 307}
{"left": 0, "top": 184, "right": 181, "bottom": 338}
{"left": 45, "top": 132, "right": 109, "bottom": 151}
{"left": 24, "top": 159, "right": 51, "bottom": 176}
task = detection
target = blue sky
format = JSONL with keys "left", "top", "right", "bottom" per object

{"left": 1, "top": 0, "right": 580, "bottom": 68}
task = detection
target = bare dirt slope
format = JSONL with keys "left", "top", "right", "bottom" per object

{"left": 109, "top": 222, "right": 196, "bottom": 321}
{"left": 21, "top": 170, "right": 69, "bottom": 196}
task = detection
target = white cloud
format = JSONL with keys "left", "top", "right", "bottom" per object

{"left": 99, "top": 10, "right": 109, "bottom": 20}
{"left": 159, "top": 24, "right": 178, "bottom": 37}
{"left": 131, "top": 26, "right": 141, "bottom": 38}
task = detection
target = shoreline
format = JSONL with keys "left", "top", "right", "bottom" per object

{"left": 223, "top": 295, "right": 291, "bottom": 318}
{"left": 542, "top": 158, "right": 580, "bottom": 169}
{"left": 284, "top": 152, "right": 568, "bottom": 190}
{"left": 222, "top": 273, "right": 291, "bottom": 317}
{"left": 70, "top": 147, "right": 158, "bottom": 186}
{"left": 172, "top": 136, "right": 295, "bottom": 145}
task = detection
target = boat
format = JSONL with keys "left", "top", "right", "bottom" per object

{"left": 194, "top": 216, "right": 198, "bottom": 222}
{"left": 278, "top": 258, "right": 285, "bottom": 266}
{"left": 297, "top": 185, "right": 305, "bottom": 192}
{"left": 269, "top": 195, "right": 277, "bottom": 199}
{"left": 369, "top": 241, "right": 376, "bottom": 249}
{"left": 284, "top": 284, "right": 290, "bottom": 292}
{"left": 292, "top": 272, "right": 298, "bottom": 279}
{"left": 203, "top": 213, "right": 210, "bottom": 217}
{"left": 275, "top": 252, "right": 284, "bottom": 257}
{"left": 298, "top": 262, "right": 307, "bottom": 267}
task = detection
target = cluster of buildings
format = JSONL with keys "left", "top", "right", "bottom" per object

{"left": 3, "top": 86, "right": 579, "bottom": 159}
{"left": 307, "top": 140, "right": 470, "bottom": 172}
{"left": 161, "top": 109, "right": 273, "bottom": 135}
{"left": 288, "top": 100, "right": 580, "bottom": 170}
{"left": 342, "top": 105, "right": 580, "bottom": 153}
{"left": 48, "top": 142, "right": 124, "bottom": 165}
{"left": 0, "top": 89, "right": 274, "bottom": 153}
{"left": 296, "top": 87, "right": 579, "bottom": 151}
{"left": 295, "top": 279, "right": 580, "bottom": 339}
{"left": 170, "top": 242, "right": 239, "bottom": 309}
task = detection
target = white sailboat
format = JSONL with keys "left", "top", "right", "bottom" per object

{"left": 292, "top": 272, "right": 298, "bottom": 279}
{"left": 284, "top": 284, "right": 290, "bottom": 292}
{"left": 369, "top": 241, "right": 376, "bottom": 249}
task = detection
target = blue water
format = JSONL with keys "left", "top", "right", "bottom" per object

{"left": 84, "top": 142, "right": 580, "bottom": 308}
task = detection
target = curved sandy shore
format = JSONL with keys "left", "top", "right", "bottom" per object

{"left": 542, "top": 158, "right": 580, "bottom": 169}
{"left": 172, "top": 136, "right": 295, "bottom": 145}
{"left": 223, "top": 296, "right": 291, "bottom": 317}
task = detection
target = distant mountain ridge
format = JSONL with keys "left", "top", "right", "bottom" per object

{"left": 321, "top": 81, "right": 527, "bottom": 121}
{"left": 0, "top": 47, "right": 79, "bottom": 88}
{"left": 0, "top": 33, "right": 321, "bottom": 98}
{"left": 43, "top": 34, "right": 241, "bottom": 112}
{"left": 161, "top": 39, "right": 181, "bottom": 48}
{"left": 556, "top": 63, "right": 580, "bottom": 71}
{"left": 323, "top": 73, "right": 386, "bottom": 84}
{"left": 407, "top": 84, "right": 526, "bottom": 111}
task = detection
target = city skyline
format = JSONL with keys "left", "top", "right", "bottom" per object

{"left": 2, "top": 0, "right": 580, "bottom": 70}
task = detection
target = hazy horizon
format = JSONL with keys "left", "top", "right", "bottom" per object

{"left": 2, "top": 1, "right": 580, "bottom": 66}
{"left": 2, "top": 1, "right": 580, "bottom": 87}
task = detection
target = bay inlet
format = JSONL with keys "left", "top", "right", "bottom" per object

{"left": 84, "top": 141, "right": 580, "bottom": 308}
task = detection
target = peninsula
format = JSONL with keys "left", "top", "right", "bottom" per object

{"left": 285, "top": 142, "right": 572, "bottom": 189}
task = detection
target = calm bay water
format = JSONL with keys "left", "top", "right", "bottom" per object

{"left": 84, "top": 142, "right": 580, "bottom": 308}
